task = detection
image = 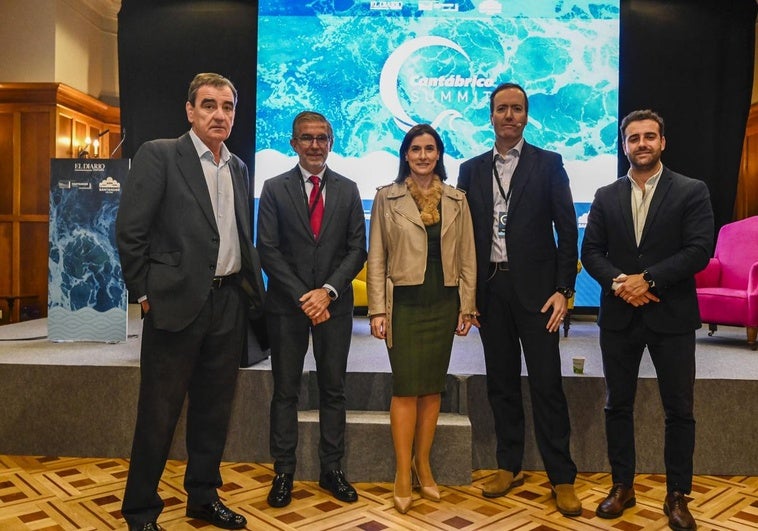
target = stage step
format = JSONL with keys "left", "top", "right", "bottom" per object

{"left": 294, "top": 410, "right": 472, "bottom": 485}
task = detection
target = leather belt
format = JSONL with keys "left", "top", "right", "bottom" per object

{"left": 490, "top": 261, "right": 509, "bottom": 271}
{"left": 211, "top": 273, "right": 240, "bottom": 289}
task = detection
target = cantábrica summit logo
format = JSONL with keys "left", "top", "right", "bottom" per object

{"left": 380, "top": 36, "right": 496, "bottom": 132}
{"left": 98, "top": 176, "right": 121, "bottom": 193}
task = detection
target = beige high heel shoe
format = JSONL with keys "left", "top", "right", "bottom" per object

{"left": 412, "top": 460, "right": 441, "bottom": 502}
{"left": 393, "top": 474, "right": 413, "bottom": 514}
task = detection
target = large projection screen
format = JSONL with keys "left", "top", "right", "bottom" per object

{"left": 255, "top": 1, "right": 620, "bottom": 308}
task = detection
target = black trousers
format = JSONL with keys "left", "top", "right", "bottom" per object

{"left": 600, "top": 313, "right": 696, "bottom": 494}
{"left": 268, "top": 310, "right": 353, "bottom": 474}
{"left": 478, "top": 269, "right": 577, "bottom": 485}
{"left": 121, "top": 284, "right": 246, "bottom": 526}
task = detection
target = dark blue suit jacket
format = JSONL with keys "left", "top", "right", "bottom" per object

{"left": 457, "top": 143, "right": 578, "bottom": 317}
{"left": 581, "top": 167, "right": 714, "bottom": 333}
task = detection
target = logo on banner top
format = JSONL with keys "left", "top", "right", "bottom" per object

{"left": 98, "top": 176, "right": 121, "bottom": 193}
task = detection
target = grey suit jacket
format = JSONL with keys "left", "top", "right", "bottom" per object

{"left": 256, "top": 166, "right": 367, "bottom": 316}
{"left": 457, "top": 143, "right": 578, "bottom": 316}
{"left": 581, "top": 167, "right": 714, "bottom": 333}
{"left": 116, "top": 132, "right": 265, "bottom": 332}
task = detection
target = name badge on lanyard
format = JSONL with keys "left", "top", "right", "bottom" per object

{"left": 493, "top": 158, "right": 511, "bottom": 239}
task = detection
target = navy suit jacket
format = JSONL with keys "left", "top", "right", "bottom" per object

{"left": 256, "top": 166, "right": 367, "bottom": 316}
{"left": 457, "top": 143, "right": 578, "bottom": 317}
{"left": 581, "top": 167, "right": 714, "bottom": 333}
{"left": 116, "top": 132, "right": 265, "bottom": 332}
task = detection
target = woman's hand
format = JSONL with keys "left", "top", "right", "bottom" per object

{"left": 455, "top": 312, "right": 473, "bottom": 336}
{"left": 370, "top": 314, "right": 387, "bottom": 340}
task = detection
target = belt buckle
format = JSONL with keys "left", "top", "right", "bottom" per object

{"left": 212, "top": 276, "right": 224, "bottom": 288}
{"left": 496, "top": 262, "right": 509, "bottom": 271}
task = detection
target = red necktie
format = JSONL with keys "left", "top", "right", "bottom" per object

{"left": 308, "top": 175, "right": 324, "bottom": 237}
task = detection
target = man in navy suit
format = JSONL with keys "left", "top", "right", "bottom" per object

{"left": 257, "top": 111, "right": 367, "bottom": 508}
{"left": 582, "top": 109, "right": 713, "bottom": 531}
{"left": 457, "top": 82, "right": 581, "bottom": 516}
{"left": 116, "top": 73, "right": 265, "bottom": 531}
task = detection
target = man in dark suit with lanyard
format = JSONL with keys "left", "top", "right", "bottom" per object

{"left": 582, "top": 109, "right": 713, "bottom": 531}
{"left": 116, "top": 73, "right": 265, "bottom": 531}
{"left": 257, "top": 111, "right": 367, "bottom": 508}
{"left": 457, "top": 82, "right": 581, "bottom": 516}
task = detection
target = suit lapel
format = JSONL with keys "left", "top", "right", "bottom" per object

{"left": 318, "top": 169, "right": 341, "bottom": 239}
{"left": 615, "top": 176, "right": 637, "bottom": 247}
{"left": 283, "top": 167, "right": 313, "bottom": 236}
{"left": 506, "top": 143, "right": 533, "bottom": 219}
{"left": 176, "top": 134, "right": 217, "bottom": 231}
{"left": 473, "top": 153, "right": 494, "bottom": 219}
{"left": 639, "top": 168, "right": 672, "bottom": 247}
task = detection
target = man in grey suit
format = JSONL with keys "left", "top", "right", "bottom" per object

{"left": 257, "top": 111, "right": 367, "bottom": 508}
{"left": 582, "top": 109, "right": 713, "bottom": 531}
{"left": 457, "top": 82, "right": 581, "bottom": 516}
{"left": 116, "top": 73, "right": 265, "bottom": 531}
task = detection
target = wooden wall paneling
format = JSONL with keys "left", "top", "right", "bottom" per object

{"left": 735, "top": 103, "right": 758, "bottom": 220}
{"left": 0, "top": 83, "right": 120, "bottom": 323}
{"left": 0, "top": 112, "right": 13, "bottom": 215}
{"left": 18, "top": 222, "right": 48, "bottom": 321}
{"left": 20, "top": 110, "right": 53, "bottom": 216}
{"left": 57, "top": 113, "right": 73, "bottom": 158}
{"left": 0, "top": 222, "right": 10, "bottom": 324}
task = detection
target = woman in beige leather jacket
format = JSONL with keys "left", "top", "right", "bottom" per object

{"left": 367, "top": 124, "right": 477, "bottom": 514}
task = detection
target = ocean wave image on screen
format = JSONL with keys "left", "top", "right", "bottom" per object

{"left": 255, "top": 1, "right": 618, "bottom": 164}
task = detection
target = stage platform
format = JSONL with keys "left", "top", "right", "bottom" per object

{"left": 1, "top": 305, "right": 756, "bottom": 483}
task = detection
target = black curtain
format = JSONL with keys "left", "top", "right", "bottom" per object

{"left": 620, "top": 0, "right": 756, "bottom": 234}
{"left": 118, "top": 0, "right": 257, "bottom": 173}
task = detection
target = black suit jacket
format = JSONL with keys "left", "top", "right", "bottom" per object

{"left": 581, "top": 167, "right": 714, "bottom": 333}
{"left": 116, "top": 132, "right": 265, "bottom": 332}
{"left": 256, "top": 166, "right": 367, "bottom": 316}
{"left": 457, "top": 144, "right": 578, "bottom": 316}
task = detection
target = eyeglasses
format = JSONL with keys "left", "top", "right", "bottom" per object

{"left": 294, "top": 134, "right": 332, "bottom": 146}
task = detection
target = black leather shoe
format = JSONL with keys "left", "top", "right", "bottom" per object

{"left": 664, "top": 491, "right": 697, "bottom": 531}
{"left": 319, "top": 469, "right": 358, "bottom": 503}
{"left": 596, "top": 483, "right": 636, "bottom": 518}
{"left": 186, "top": 500, "right": 247, "bottom": 530}
{"left": 128, "top": 523, "right": 162, "bottom": 531}
{"left": 267, "top": 472, "right": 294, "bottom": 508}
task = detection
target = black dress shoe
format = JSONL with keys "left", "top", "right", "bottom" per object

{"left": 128, "top": 523, "right": 162, "bottom": 531}
{"left": 267, "top": 472, "right": 294, "bottom": 508}
{"left": 186, "top": 500, "right": 247, "bottom": 530}
{"left": 596, "top": 483, "right": 636, "bottom": 518}
{"left": 319, "top": 469, "right": 358, "bottom": 503}
{"left": 664, "top": 491, "right": 697, "bottom": 531}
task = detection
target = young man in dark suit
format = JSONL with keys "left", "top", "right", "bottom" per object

{"left": 582, "top": 109, "right": 714, "bottom": 531}
{"left": 116, "top": 73, "right": 265, "bottom": 531}
{"left": 457, "top": 82, "right": 581, "bottom": 516}
{"left": 257, "top": 111, "right": 367, "bottom": 508}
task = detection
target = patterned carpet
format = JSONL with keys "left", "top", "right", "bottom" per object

{"left": 1, "top": 456, "right": 757, "bottom": 530}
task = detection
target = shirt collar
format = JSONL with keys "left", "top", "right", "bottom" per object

{"left": 627, "top": 162, "right": 663, "bottom": 189}
{"left": 188, "top": 129, "right": 231, "bottom": 164}
{"left": 298, "top": 165, "right": 326, "bottom": 181}
{"left": 492, "top": 137, "right": 524, "bottom": 160}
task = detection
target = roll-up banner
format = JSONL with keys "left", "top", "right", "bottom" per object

{"left": 48, "top": 159, "right": 130, "bottom": 343}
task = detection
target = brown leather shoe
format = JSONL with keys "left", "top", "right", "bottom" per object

{"left": 552, "top": 483, "right": 582, "bottom": 516}
{"left": 481, "top": 469, "right": 524, "bottom": 498}
{"left": 596, "top": 483, "right": 636, "bottom": 518}
{"left": 664, "top": 491, "right": 697, "bottom": 531}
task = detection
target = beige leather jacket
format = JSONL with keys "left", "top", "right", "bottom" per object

{"left": 366, "top": 181, "right": 478, "bottom": 347}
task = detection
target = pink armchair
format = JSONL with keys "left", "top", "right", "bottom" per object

{"left": 695, "top": 216, "right": 758, "bottom": 350}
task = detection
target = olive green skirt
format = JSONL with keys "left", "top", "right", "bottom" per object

{"left": 389, "top": 257, "right": 458, "bottom": 396}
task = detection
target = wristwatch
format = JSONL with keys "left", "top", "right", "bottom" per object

{"left": 324, "top": 286, "right": 338, "bottom": 301}
{"left": 556, "top": 286, "right": 575, "bottom": 299}
{"left": 642, "top": 270, "right": 656, "bottom": 289}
